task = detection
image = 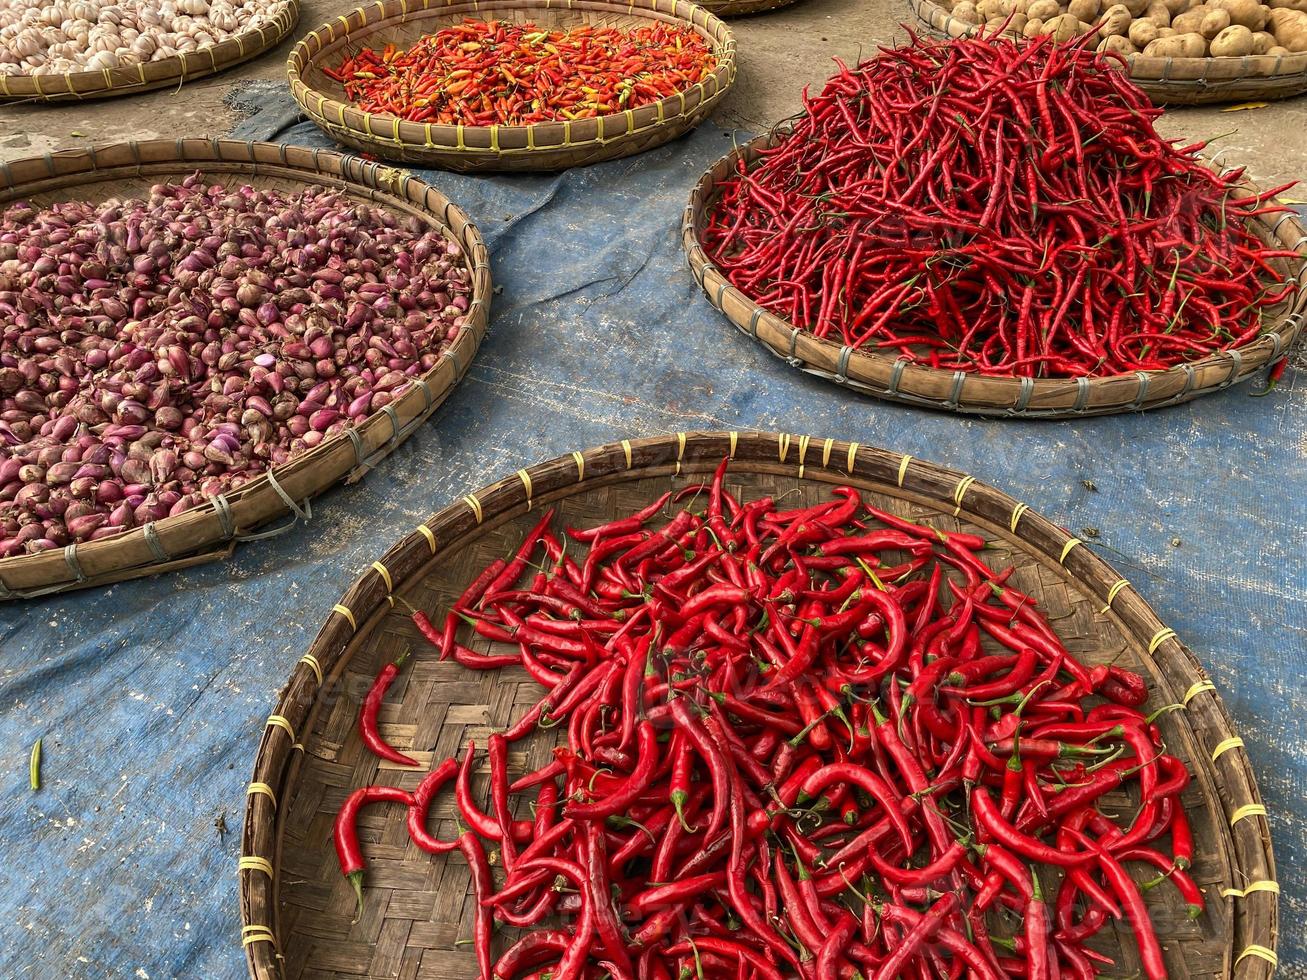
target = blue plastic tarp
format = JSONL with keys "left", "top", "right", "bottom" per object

{"left": 0, "top": 117, "right": 1303, "bottom": 978}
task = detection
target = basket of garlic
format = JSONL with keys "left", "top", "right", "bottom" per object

{"left": 0, "top": 0, "right": 300, "bottom": 101}
{"left": 909, "top": 0, "right": 1307, "bottom": 102}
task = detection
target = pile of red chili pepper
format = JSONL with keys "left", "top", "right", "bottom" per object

{"left": 702, "top": 33, "right": 1300, "bottom": 378}
{"left": 339, "top": 460, "right": 1198, "bottom": 979}
{"left": 323, "top": 19, "right": 717, "bottom": 126}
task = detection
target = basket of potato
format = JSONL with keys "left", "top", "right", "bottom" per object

{"left": 909, "top": 0, "right": 1307, "bottom": 102}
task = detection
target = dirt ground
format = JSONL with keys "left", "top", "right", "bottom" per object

{"left": 1, "top": 0, "right": 1305, "bottom": 187}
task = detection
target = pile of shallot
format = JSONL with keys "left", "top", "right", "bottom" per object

{"left": 0, "top": 172, "right": 472, "bottom": 557}
{"left": 0, "top": 0, "right": 293, "bottom": 76}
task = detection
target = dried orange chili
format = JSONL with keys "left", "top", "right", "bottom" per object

{"left": 323, "top": 18, "right": 716, "bottom": 126}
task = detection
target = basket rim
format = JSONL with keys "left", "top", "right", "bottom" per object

{"left": 285, "top": 0, "right": 737, "bottom": 164}
{"left": 0, "top": 0, "right": 301, "bottom": 102}
{"left": 682, "top": 131, "right": 1307, "bottom": 418}
{"left": 0, "top": 137, "right": 492, "bottom": 598}
{"left": 239, "top": 430, "right": 1278, "bottom": 980}
{"left": 907, "top": 0, "right": 1307, "bottom": 89}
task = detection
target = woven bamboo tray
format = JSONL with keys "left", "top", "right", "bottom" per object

{"left": 908, "top": 0, "right": 1307, "bottom": 104}
{"left": 683, "top": 133, "right": 1307, "bottom": 417}
{"left": 0, "top": 139, "right": 491, "bottom": 598}
{"left": 0, "top": 1, "right": 300, "bottom": 103}
{"left": 699, "top": 0, "right": 804, "bottom": 16}
{"left": 286, "top": 0, "right": 737, "bottom": 172}
{"left": 240, "top": 431, "right": 1277, "bottom": 979}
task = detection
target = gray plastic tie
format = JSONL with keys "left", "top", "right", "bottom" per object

{"left": 748, "top": 307, "right": 763, "bottom": 339}
{"left": 786, "top": 328, "right": 802, "bottom": 366}
{"left": 835, "top": 346, "right": 853, "bottom": 384}
{"left": 1013, "top": 375, "right": 1034, "bottom": 414}
{"left": 1219, "top": 348, "right": 1244, "bottom": 389}
{"left": 209, "top": 493, "right": 235, "bottom": 539}
{"left": 348, "top": 425, "right": 369, "bottom": 467}
{"left": 714, "top": 279, "right": 730, "bottom": 308}
{"left": 1128, "top": 371, "right": 1152, "bottom": 412}
{"left": 1179, "top": 364, "right": 1196, "bottom": 398}
{"left": 265, "top": 469, "right": 310, "bottom": 520}
{"left": 887, "top": 357, "right": 909, "bottom": 397}
{"left": 1073, "top": 376, "right": 1091, "bottom": 414}
{"left": 945, "top": 371, "right": 966, "bottom": 410}
{"left": 63, "top": 543, "right": 86, "bottom": 583}
{"left": 143, "top": 522, "right": 170, "bottom": 562}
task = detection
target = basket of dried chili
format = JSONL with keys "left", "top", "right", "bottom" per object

{"left": 682, "top": 34, "right": 1307, "bottom": 417}
{"left": 240, "top": 431, "right": 1277, "bottom": 979}
{"left": 286, "top": 0, "right": 737, "bottom": 172}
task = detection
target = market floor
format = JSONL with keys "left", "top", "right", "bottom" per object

{"left": 2, "top": 0, "right": 1305, "bottom": 186}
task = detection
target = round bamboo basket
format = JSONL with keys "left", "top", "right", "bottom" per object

{"left": 908, "top": 0, "right": 1307, "bottom": 104}
{"left": 682, "top": 133, "right": 1307, "bottom": 417}
{"left": 0, "top": 139, "right": 491, "bottom": 598}
{"left": 0, "top": 1, "right": 300, "bottom": 103}
{"left": 699, "top": 0, "right": 804, "bottom": 16}
{"left": 240, "top": 431, "right": 1277, "bottom": 979}
{"left": 286, "top": 0, "right": 737, "bottom": 172}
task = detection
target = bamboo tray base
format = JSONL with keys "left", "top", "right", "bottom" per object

{"left": 240, "top": 432, "right": 1277, "bottom": 979}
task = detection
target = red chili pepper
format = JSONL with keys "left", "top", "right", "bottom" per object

{"left": 333, "top": 784, "right": 414, "bottom": 921}
{"left": 358, "top": 649, "right": 417, "bottom": 767}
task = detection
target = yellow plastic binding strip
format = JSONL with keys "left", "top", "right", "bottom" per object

{"left": 1235, "top": 945, "right": 1278, "bottom": 968}
{"left": 332, "top": 603, "right": 357, "bottom": 631}
{"left": 777, "top": 433, "right": 791, "bottom": 463}
{"left": 797, "top": 435, "right": 810, "bottom": 478}
{"left": 1148, "top": 627, "right": 1177, "bottom": 655}
{"left": 896, "top": 455, "right": 912, "bottom": 487}
{"left": 299, "top": 653, "right": 323, "bottom": 685}
{"left": 1183, "top": 680, "right": 1216, "bottom": 705}
{"left": 266, "top": 715, "right": 295, "bottom": 742}
{"left": 247, "top": 783, "right": 276, "bottom": 809}
{"left": 238, "top": 856, "right": 275, "bottom": 877}
{"left": 371, "top": 561, "right": 393, "bottom": 593}
{"left": 1222, "top": 880, "right": 1280, "bottom": 899}
{"left": 416, "top": 523, "right": 436, "bottom": 554}
{"left": 1100, "top": 578, "right": 1129, "bottom": 613}
{"left": 1059, "top": 538, "right": 1082, "bottom": 564}
{"left": 621, "top": 439, "right": 633, "bottom": 468}
{"left": 675, "top": 432, "right": 686, "bottom": 475}
{"left": 241, "top": 926, "right": 278, "bottom": 948}
{"left": 846, "top": 442, "right": 859, "bottom": 474}
{"left": 1231, "top": 803, "right": 1267, "bottom": 827}
{"left": 952, "top": 476, "right": 975, "bottom": 516}
{"left": 572, "top": 451, "right": 585, "bottom": 482}
{"left": 821, "top": 438, "right": 833, "bottom": 467}
{"left": 518, "top": 469, "right": 533, "bottom": 510}
{"left": 728, "top": 431, "right": 738, "bottom": 458}
{"left": 464, "top": 494, "right": 483, "bottom": 524}
{"left": 1009, "top": 502, "right": 1029, "bottom": 533}
{"left": 1211, "top": 736, "right": 1244, "bottom": 762}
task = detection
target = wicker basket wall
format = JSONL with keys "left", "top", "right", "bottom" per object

{"left": 240, "top": 432, "right": 1277, "bottom": 979}
{"left": 0, "top": 139, "right": 491, "bottom": 598}
{"left": 699, "top": 0, "right": 804, "bottom": 16}
{"left": 286, "top": 0, "right": 737, "bottom": 172}
{"left": 683, "top": 133, "right": 1307, "bottom": 417}
{"left": 0, "top": 1, "right": 300, "bottom": 102}
{"left": 909, "top": 0, "right": 1307, "bottom": 104}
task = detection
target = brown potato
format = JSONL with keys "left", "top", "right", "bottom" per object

{"left": 1171, "top": 5, "right": 1209, "bottom": 32}
{"left": 1144, "top": 1, "right": 1173, "bottom": 25}
{"left": 1209, "top": 22, "right": 1255, "bottom": 51}
{"left": 1099, "top": 33, "right": 1140, "bottom": 51}
{"left": 1251, "top": 29, "right": 1277, "bottom": 50}
{"left": 1211, "top": 0, "right": 1268, "bottom": 28}
{"left": 1068, "top": 0, "right": 1102, "bottom": 20}
{"left": 1130, "top": 18, "right": 1162, "bottom": 44}
{"left": 1200, "top": 8, "right": 1232, "bottom": 36}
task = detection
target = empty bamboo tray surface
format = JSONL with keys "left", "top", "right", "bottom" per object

{"left": 683, "top": 134, "right": 1307, "bottom": 418}
{"left": 908, "top": 0, "right": 1307, "bottom": 104}
{"left": 699, "top": 0, "right": 805, "bottom": 15}
{"left": 0, "top": 139, "right": 491, "bottom": 598}
{"left": 240, "top": 431, "right": 1277, "bottom": 979}
{"left": 286, "top": 0, "right": 737, "bottom": 172}
{"left": 0, "top": 0, "right": 301, "bottom": 102}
